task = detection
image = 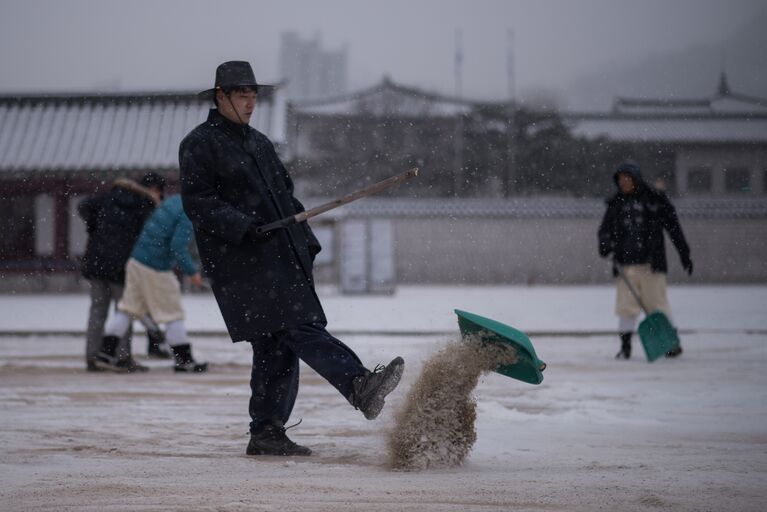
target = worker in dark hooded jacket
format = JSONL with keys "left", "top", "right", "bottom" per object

{"left": 179, "top": 61, "right": 404, "bottom": 457}
{"left": 78, "top": 173, "right": 168, "bottom": 371}
{"left": 598, "top": 159, "right": 693, "bottom": 359}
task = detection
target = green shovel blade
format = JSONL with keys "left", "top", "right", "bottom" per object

{"left": 455, "top": 309, "right": 546, "bottom": 385}
{"left": 638, "top": 311, "right": 680, "bottom": 362}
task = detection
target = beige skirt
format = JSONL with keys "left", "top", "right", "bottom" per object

{"left": 615, "top": 264, "right": 671, "bottom": 318}
{"left": 118, "top": 258, "right": 184, "bottom": 324}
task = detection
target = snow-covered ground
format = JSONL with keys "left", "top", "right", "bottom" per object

{"left": 1, "top": 285, "right": 766, "bottom": 511}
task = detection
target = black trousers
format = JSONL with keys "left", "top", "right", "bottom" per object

{"left": 249, "top": 323, "right": 366, "bottom": 433}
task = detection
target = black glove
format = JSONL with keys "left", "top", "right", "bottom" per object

{"left": 681, "top": 254, "right": 693, "bottom": 276}
{"left": 598, "top": 235, "right": 614, "bottom": 258}
{"left": 246, "top": 222, "right": 273, "bottom": 242}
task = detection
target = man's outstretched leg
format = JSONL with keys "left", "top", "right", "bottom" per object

{"left": 279, "top": 323, "right": 404, "bottom": 421}
{"left": 245, "top": 323, "right": 404, "bottom": 457}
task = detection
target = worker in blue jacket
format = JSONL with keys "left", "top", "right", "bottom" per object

{"left": 95, "top": 195, "right": 207, "bottom": 372}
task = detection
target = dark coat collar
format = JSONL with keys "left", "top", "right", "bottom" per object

{"left": 206, "top": 109, "right": 251, "bottom": 137}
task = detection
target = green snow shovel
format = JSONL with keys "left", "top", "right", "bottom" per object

{"left": 617, "top": 267, "right": 680, "bottom": 362}
{"left": 455, "top": 309, "right": 546, "bottom": 385}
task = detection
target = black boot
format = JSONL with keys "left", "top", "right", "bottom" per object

{"left": 349, "top": 357, "right": 404, "bottom": 420}
{"left": 95, "top": 335, "right": 149, "bottom": 373}
{"left": 95, "top": 335, "right": 129, "bottom": 372}
{"left": 147, "top": 329, "right": 172, "bottom": 359}
{"left": 664, "top": 329, "right": 683, "bottom": 358}
{"left": 171, "top": 343, "right": 208, "bottom": 373}
{"left": 666, "top": 344, "right": 683, "bottom": 358}
{"left": 86, "top": 360, "right": 105, "bottom": 372}
{"left": 246, "top": 421, "right": 312, "bottom": 456}
{"left": 615, "top": 332, "right": 632, "bottom": 360}
{"left": 117, "top": 357, "right": 149, "bottom": 373}
{"left": 666, "top": 329, "right": 682, "bottom": 357}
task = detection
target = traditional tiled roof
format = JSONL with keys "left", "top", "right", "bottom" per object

{"left": 566, "top": 73, "right": 767, "bottom": 144}
{"left": 292, "top": 76, "right": 485, "bottom": 117}
{"left": 612, "top": 95, "right": 767, "bottom": 116}
{"left": 0, "top": 90, "right": 281, "bottom": 174}
{"left": 612, "top": 73, "right": 767, "bottom": 116}
{"left": 564, "top": 115, "right": 767, "bottom": 144}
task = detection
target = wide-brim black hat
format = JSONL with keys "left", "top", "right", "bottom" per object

{"left": 198, "top": 61, "right": 274, "bottom": 100}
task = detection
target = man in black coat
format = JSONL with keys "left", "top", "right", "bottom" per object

{"left": 179, "top": 61, "right": 404, "bottom": 456}
{"left": 79, "top": 173, "right": 167, "bottom": 371}
{"left": 598, "top": 159, "right": 693, "bottom": 359}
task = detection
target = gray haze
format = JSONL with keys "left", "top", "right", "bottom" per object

{"left": 1, "top": 0, "right": 765, "bottom": 109}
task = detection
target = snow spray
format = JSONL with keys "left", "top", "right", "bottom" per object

{"left": 387, "top": 335, "right": 517, "bottom": 471}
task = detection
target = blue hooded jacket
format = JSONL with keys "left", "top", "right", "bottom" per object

{"left": 130, "top": 195, "right": 198, "bottom": 275}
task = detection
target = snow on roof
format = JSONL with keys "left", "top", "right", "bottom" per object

{"left": 294, "top": 74, "right": 767, "bottom": 145}
{"left": 612, "top": 95, "right": 767, "bottom": 117}
{"left": 612, "top": 72, "right": 767, "bottom": 116}
{"left": 566, "top": 73, "right": 767, "bottom": 144}
{"left": 566, "top": 115, "right": 767, "bottom": 144}
{"left": 292, "top": 77, "right": 483, "bottom": 117}
{"left": 0, "top": 91, "right": 282, "bottom": 173}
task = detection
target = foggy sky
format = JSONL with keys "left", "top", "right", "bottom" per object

{"left": 0, "top": 0, "right": 764, "bottom": 107}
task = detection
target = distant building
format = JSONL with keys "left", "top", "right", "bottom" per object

{"left": 287, "top": 76, "right": 507, "bottom": 197}
{"left": 289, "top": 72, "right": 767, "bottom": 199}
{"left": 280, "top": 32, "right": 348, "bottom": 102}
{"left": 566, "top": 73, "right": 767, "bottom": 197}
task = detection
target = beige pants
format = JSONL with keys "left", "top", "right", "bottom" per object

{"left": 615, "top": 264, "right": 672, "bottom": 318}
{"left": 118, "top": 259, "right": 184, "bottom": 324}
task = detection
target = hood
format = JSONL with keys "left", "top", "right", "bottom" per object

{"left": 111, "top": 178, "right": 160, "bottom": 208}
{"left": 613, "top": 159, "right": 643, "bottom": 188}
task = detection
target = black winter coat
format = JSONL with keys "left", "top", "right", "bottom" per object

{"left": 598, "top": 182, "right": 690, "bottom": 274}
{"left": 78, "top": 179, "right": 158, "bottom": 284}
{"left": 179, "top": 109, "right": 324, "bottom": 342}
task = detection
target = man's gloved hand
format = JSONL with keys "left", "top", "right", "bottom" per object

{"left": 681, "top": 254, "right": 694, "bottom": 276}
{"left": 246, "top": 222, "right": 273, "bottom": 242}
